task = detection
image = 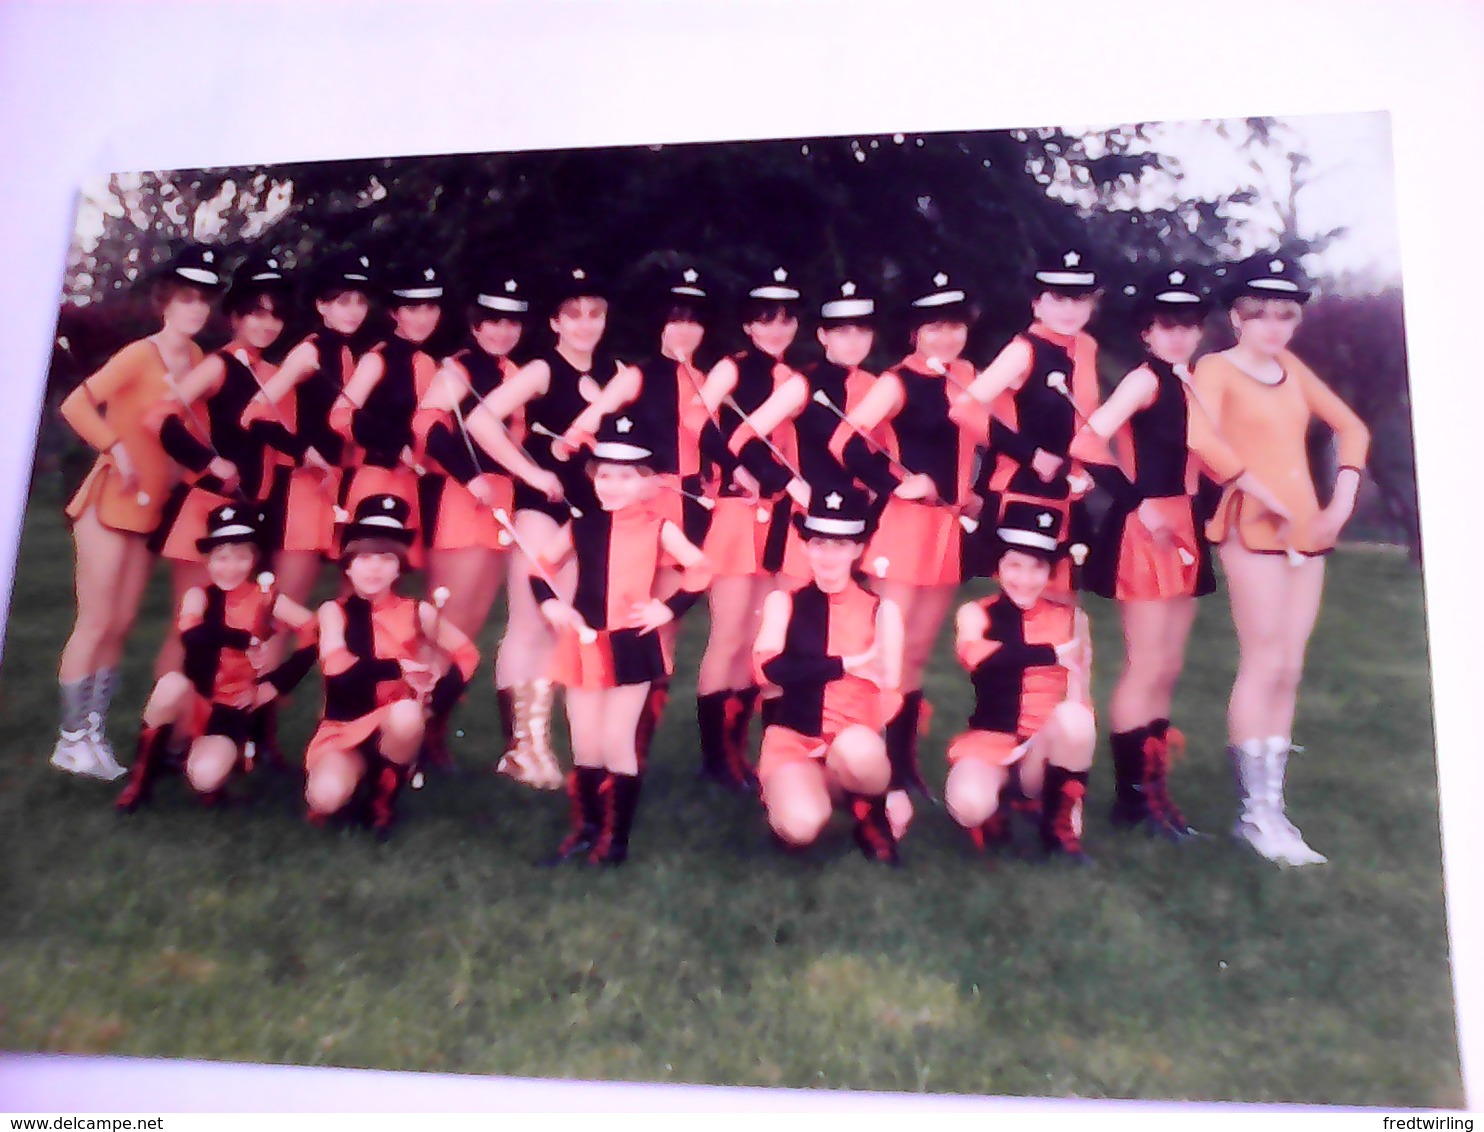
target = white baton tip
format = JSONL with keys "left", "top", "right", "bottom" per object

{"left": 756, "top": 506, "right": 769, "bottom": 523}
{"left": 432, "top": 585, "right": 451, "bottom": 606}
{"left": 1070, "top": 543, "right": 1089, "bottom": 566}
{"left": 1286, "top": 547, "right": 1305, "bottom": 567}
{"left": 332, "top": 505, "right": 349, "bottom": 523}
{"left": 411, "top": 771, "right": 425, "bottom": 790}
{"left": 497, "top": 530, "right": 513, "bottom": 547}
{"left": 959, "top": 516, "right": 979, "bottom": 533}
{"left": 811, "top": 389, "right": 832, "bottom": 406}
{"left": 699, "top": 496, "right": 716, "bottom": 511}
{"left": 1177, "top": 548, "right": 1196, "bottom": 567}
{"left": 257, "top": 571, "right": 276, "bottom": 589}
{"left": 578, "top": 627, "right": 598, "bottom": 645}
{"left": 873, "top": 556, "right": 890, "bottom": 577}
{"left": 925, "top": 355, "right": 945, "bottom": 374}
{"left": 136, "top": 491, "right": 151, "bottom": 506}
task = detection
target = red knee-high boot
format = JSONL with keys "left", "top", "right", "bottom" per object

{"left": 115, "top": 725, "right": 170, "bottom": 814}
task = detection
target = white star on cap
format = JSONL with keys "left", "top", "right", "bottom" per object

{"left": 203, "top": 250, "right": 214, "bottom": 263}
{"left": 1123, "top": 285, "right": 1137, "bottom": 295}
{"left": 221, "top": 507, "right": 234, "bottom": 520}
{"left": 1037, "top": 511, "right": 1054, "bottom": 528}
{"left": 616, "top": 416, "right": 633, "bottom": 433}
{"left": 933, "top": 272, "right": 948, "bottom": 287}
{"left": 573, "top": 268, "right": 586, "bottom": 280}
{"left": 504, "top": 279, "right": 517, "bottom": 292}
{"left": 773, "top": 267, "right": 788, "bottom": 282}
{"left": 1269, "top": 258, "right": 1284, "bottom": 272}
{"left": 267, "top": 258, "right": 278, "bottom": 269}
{"left": 1064, "top": 251, "right": 1081, "bottom": 267}
{"left": 825, "top": 492, "right": 843, "bottom": 510}
{"left": 1170, "top": 270, "right": 1185, "bottom": 284}
{"left": 683, "top": 268, "right": 699, "bottom": 283}
{"left": 360, "top": 256, "right": 370, "bottom": 268}
{"left": 382, "top": 498, "right": 395, "bottom": 510}
{"left": 424, "top": 268, "right": 435, "bottom": 281}
{"left": 841, "top": 281, "right": 856, "bottom": 296}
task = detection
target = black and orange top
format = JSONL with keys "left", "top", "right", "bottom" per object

{"left": 60, "top": 337, "right": 207, "bottom": 533}
{"left": 1189, "top": 349, "right": 1370, "bottom": 554}
{"left": 523, "top": 347, "right": 633, "bottom": 507}
{"left": 531, "top": 504, "right": 713, "bottom": 629}
{"left": 1068, "top": 355, "right": 1245, "bottom": 504}
{"left": 151, "top": 347, "right": 280, "bottom": 501}
{"left": 243, "top": 329, "right": 354, "bottom": 468}
{"left": 418, "top": 345, "right": 525, "bottom": 484}
{"left": 180, "top": 582, "right": 275, "bottom": 705}
{"left": 828, "top": 353, "right": 978, "bottom": 504}
{"left": 957, "top": 593, "right": 1078, "bottom": 739}
{"left": 320, "top": 592, "right": 479, "bottom": 722}
{"left": 982, "top": 324, "right": 1099, "bottom": 501}
{"left": 336, "top": 337, "right": 439, "bottom": 469}
{"left": 635, "top": 353, "right": 710, "bottom": 479}
{"left": 711, "top": 347, "right": 800, "bottom": 498}
{"left": 754, "top": 578, "right": 885, "bottom": 737}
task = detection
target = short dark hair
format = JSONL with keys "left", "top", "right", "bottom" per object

{"left": 1137, "top": 306, "right": 1207, "bottom": 335}
{"left": 149, "top": 277, "right": 206, "bottom": 317}
{"left": 224, "top": 288, "right": 287, "bottom": 320}
{"left": 740, "top": 299, "right": 798, "bottom": 327}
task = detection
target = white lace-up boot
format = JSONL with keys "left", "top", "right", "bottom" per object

{"left": 84, "top": 712, "right": 129, "bottom": 781}
{"left": 1228, "top": 739, "right": 1299, "bottom": 863}
{"left": 1263, "top": 736, "right": 1327, "bottom": 866}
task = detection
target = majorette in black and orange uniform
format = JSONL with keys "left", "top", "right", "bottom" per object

{"left": 241, "top": 249, "right": 373, "bottom": 557}
{"left": 115, "top": 505, "right": 318, "bottom": 812}
{"left": 532, "top": 418, "right": 714, "bottom": 692}
{"left": 1070, "top": 272, "right": 1245, "bottom": 603}
{"left": 630, "top": 265, "right": 716, "bottom": 547}
{"left": 416, "top": 274, "right": 531, "bottom": 555}
{"left": 701, "top": 267, "right": 805, "bottom": 581}
{"left": 946, "top": 501, "right": 1094, "bottom": 861}
{"left": 531, "top": 415, "right": 712, "bottom": 866}
{"left": 731, "top": 277, "right": 885, "bottom": 586}
{"left": 959, "top": 248, "right": 1104, "bottom": 590}
{"left": 149, "top": 254, "right": 292, "bottom": 562}
{"left": 332, "top": 262, "right": 448, "bottom": 570}
{"left": 304, "top": 495, "right": 480, "bottom": 836}
{"left": 752, "top": 486, "right": 902, "bottom": 862}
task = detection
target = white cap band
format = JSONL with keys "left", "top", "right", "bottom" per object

{"left": 392, "top": 286, "right": 444, "bottom": 300}
{"left": 821, "top": 298, "right": 874, "bottom": 319}
{"left": 210, "top": 523, "right": 255, "bottom": 538}
{"left": 1248, "top": 278, "right": 1300, "bottom": 293}
{"left": 476, "top": 293, "right": 529, "bottom": 312}
{"left": 1154, "top": 290, "right": 1202, "bottom": 303}
{"left": 1035, "top": 270, "right": 1096, "bottom": 287}
{"left": 750, "top": 285, "right": 800, "bottom": 300}
{"left": 592, "top": 441, "right": 652, "bottom": 462}
{"left": 998, "top": 528, "right": 1058, "bottom": 552}
{"left": 360, "top": 514, "right": 407, "bottom": 530}
{"left": 802, "top": 515, "right": 866, "bottom": 536}
{"left": 176, "top": 266, "right": 220, "bottom": 286}
{"left": 912, "top": 289, "right": 965, "bottom": 307}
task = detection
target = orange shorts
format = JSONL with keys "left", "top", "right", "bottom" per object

{"left": 758, "top": 723, "right": 832, "bottom": 786}
{"left": 1086, "top": 495, "right": 1209, "bottom": 601}
{"left": 702, "top": 495, "right": 777, "bottom": 577}
{"left": 866, "top": 497, "right": 961, "bottom": 587}
{"left": 550, "top": 625, "right": 668, "bottom": 689}
{"left": 303, "top": 699, "right": 411, "bottom": 775}
{"left": 154, "top": 484, "right": 236, "bottom": 563}
{"left": 427, "top": 476, "right": 512, "bottom": 553}
{"left": 946, "top": 729, "right": 1029, "bottom": 769}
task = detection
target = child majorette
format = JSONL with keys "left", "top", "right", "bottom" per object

{"left": 944, "top": 500, "right": 1096, "bottom": 863}
{"left": 529, "top": 414, "right": 712, "bottom": 866}
{"left": 333, "top": 260, "right": 450, "bottom": 571}
{"left": 829, "top": 268, "right": 983, "bottom": 808}
{"left": 1067, "top": 266, "right": 1290, "bottom": 840}
{"left": 624, "top": 264, "right": 718, "bottom": 770}
{"left": 414, "top": 269, "right": 531, "bottom": 768}
{"left": 1191, "top": 253, "right": 1370, "bottom": 866}
{"left": 148, "top": 252, "right": 293, "bottom": 758}
{"left": 303, "top": 495, "right": 480, "bottom": 838}
{"left": 54, "top": 244, "right": 224, "bottom": 781}
{"left": 954, "top": 245, "right": 1104, "bottom": 592}
{"left": 115, "top": 504, "right": 317, "bottom": 812}
{"left": 460, "top": 265, "right": 643, "bottom": 791}
{"left": 731, "top": 275, "right": 886, "bottom": 590}
{"left": 751, "top": 483, "right": 906, "bottom": 863}
{"left": 241, "top": 248, "right": 376, "bottom": 666}
{"left": 693, "top": 266, "right": 807, "bottom": 793}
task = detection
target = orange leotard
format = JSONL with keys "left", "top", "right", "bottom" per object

{"left": 1189, "top": 350, "right": 1369, "bottom": 555}
{"left": 61, "top": 337, "right": 205, "bottom": 534}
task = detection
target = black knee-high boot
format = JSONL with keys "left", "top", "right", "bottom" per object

{"left": 849, "top": 793, "right": 900, "bottom": 865}
{"left": 884, "top": 690, "right": 931, "bottom": 798}
{"left": 541, "top": 765, "right": 608, "bottom": 865}
{"left": 592, "top": 771, "right": 643, "bottom": 865}
{"left": 1040, "top": 763, "right": 1092, "bottom": 864}
{"left": 1108, "top": 725, "right": 1151, "bottom": 827}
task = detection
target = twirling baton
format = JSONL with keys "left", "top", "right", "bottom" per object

{"left": 57, "top": 335, "right": 151, "bottom": 507}
{"left": 672, "top": 356, "right": 769, "bottom": 523}
{"left": 408, "top": 584, "right": 452, "bottom": 791}
{"left": 491, "top": 508, "right": 597, "bottom": 644}
{"left": 244, "top": 569, "right": 278, "bottom": 767}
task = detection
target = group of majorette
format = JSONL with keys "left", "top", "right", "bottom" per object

{"left": 48, "top": 235, "right": 1369, "bottom": 868}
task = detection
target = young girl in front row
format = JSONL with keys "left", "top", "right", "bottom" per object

{"left": 531, "top": 415, "right": 712, "bottom": 866}
{"left": 752, "top": 485, "right": 905, "bottom": 863}
{"left": 303, "top": 495, "right": 480, "bottom": 838}
{"left": 944, "top": 501, "right": 1095, "bottom": 863}
{"left": 115, "top": 505, "right": 317, "bottom": 812}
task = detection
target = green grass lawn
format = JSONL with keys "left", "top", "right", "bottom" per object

{"left": 0, "top": 482, "right": 1463, "bottom": 1105}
